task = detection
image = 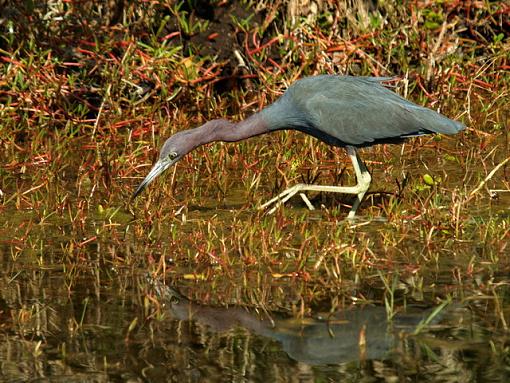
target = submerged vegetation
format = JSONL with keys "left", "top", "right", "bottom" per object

{"left": 0, "top": 0, "right": 509, "bottom": 380}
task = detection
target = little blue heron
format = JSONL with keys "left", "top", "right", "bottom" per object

{"left": 133, "top": 75, "right": 465, "bottom": 218}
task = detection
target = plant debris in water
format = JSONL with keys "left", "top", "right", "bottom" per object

{"left": 0, "top": 0, "right": 509, "bottom": 381}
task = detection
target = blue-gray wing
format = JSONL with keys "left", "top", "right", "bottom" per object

{"left": 281, "top": 76, "right": 464, "bottom": 147}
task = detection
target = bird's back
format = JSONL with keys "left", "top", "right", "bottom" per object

{"left": 260, "top": 75, "right": 465, "bottom": 147}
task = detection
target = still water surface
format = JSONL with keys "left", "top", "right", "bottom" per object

{"left": 1, "top": 254, "right": 509, "bottom": 382}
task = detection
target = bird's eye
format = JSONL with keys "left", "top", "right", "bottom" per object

{"left": 168, "top": 151, "right": 178, "bottom": 160}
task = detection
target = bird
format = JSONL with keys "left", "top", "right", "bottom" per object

{"left": 133, "top": 75, "right": 465, "bottom": 218}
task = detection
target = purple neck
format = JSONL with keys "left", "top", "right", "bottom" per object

{"left": 196, "top": 114, "right": 269, "bottom": 146}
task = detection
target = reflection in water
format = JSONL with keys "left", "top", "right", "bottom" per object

{"left": 161, "top": 285, "right": 427, "bottom": 366}
{"left": 1, "top": 266, "right": 509, "bottom": 382}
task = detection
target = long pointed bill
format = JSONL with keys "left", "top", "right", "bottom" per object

{"left": 132, "top": 158, "right": 175, "bottom": 199}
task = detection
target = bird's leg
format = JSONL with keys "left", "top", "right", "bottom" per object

{"left": 345, "top": 146, "right": 371, "bottom": 219}
{"left": 259, "top": 146, "right": 371, "bottom": 218}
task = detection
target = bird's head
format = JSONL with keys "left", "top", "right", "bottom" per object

{"left": 132, "top": 130, "right": 197, "bottom": 199}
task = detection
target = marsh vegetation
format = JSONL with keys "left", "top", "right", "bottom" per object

{"left": 0, "top": 0, "right": 509, "bottom": 381}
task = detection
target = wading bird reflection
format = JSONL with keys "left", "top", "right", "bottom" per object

{"left": 133, "top": 75, "right": 465, "bottom": 218}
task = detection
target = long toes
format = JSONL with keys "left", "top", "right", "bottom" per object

{"left": 259, "top": 194, "right": 287, "bottom": 210}
{"left": 259, "top": 185, "right": 302, "bottom": 210}
{"left": 259, "top": 193, "right": 288, "bottom": 209}
{"left": 258, "top": 199, "right": 275, "bottom": 210}
{"left": 299, "top": 193, "right": 315, "bottom": 210}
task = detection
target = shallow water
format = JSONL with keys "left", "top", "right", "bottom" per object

{"left": 1, "top": 0, "right": 508, "bottom": 379}
{"left": 1, "top": 231, "right": 510, "bottom": 382}
{"left": 1, "top": 139, "right": 509, "bottom": 381}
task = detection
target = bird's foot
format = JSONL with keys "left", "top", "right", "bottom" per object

{"left": 299, "top": 193, "right": 315, "bottom": 210}
{"left": 346, "top": 188, "right": 370, "bottom": 220}
{"left": 259, "top": 184, "right": 315, "bottom": 214}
